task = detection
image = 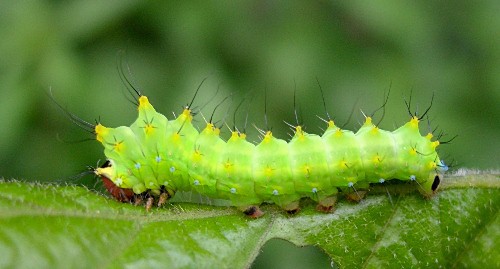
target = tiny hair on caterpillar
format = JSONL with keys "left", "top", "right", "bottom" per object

{"left": 61, "top": 81, "right": 449, "bottom": 218}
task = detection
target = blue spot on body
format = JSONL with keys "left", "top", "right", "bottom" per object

{"left": 439, "top": 160, "right": 449, "bottom": 172}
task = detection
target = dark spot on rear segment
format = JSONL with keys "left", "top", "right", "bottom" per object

{"left": 431, "top": 175, "right": 440, "bottom": 191}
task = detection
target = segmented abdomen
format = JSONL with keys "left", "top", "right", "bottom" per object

{"left": 95, "top": 96, "right": 444, "bottom": 211}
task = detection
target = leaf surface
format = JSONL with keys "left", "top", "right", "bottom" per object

{"left": 0, "top": 172, "right": 498, "bottom": 269}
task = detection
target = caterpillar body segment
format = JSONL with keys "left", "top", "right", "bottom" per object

{"left": 217, "top": 131, "right": 260, "bottom": 207}
{"left": 94, "top": 95, "right": 446, "bottom": 217}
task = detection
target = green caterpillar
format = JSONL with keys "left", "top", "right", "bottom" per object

{"left": 93, "top": 91, "right": 448, "bottom": 217}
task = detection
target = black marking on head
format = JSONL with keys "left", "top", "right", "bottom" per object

{"left": 101, "top": 160, "right": 111, "bottom": 168}
{"left": 431, "top": 175, "right": 440, "bottom": 192}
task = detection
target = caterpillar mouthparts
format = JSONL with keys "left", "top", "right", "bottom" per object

{"left": 94, "top": 95, "right": 448, "bottom": 218}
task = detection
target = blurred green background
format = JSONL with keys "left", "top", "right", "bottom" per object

{"left": 0, "top": 1, "right": 498, "bottom": 268}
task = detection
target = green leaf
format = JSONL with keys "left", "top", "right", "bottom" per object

{"left": 0, "top": 172, "right": 498, "bottom": 269}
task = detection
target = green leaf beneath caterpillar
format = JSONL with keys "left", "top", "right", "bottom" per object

{"left": 0, "top": 172, "right": 498, "bottom": 268}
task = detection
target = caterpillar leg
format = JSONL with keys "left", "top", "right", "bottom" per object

{"left": 138, "top": 192, "right": 170, "bottom": 211}
{"left": 144, "top": 188, "right": 173, "bottom": 211}
{"left": 345, "top": 191, "right": 368, "bottom": 202}
{"left": 344, "top": 183, "right": 369, "bottom": 202}
{"left": 158, "top": 192, "right": 169, "bottom": 207}
{"left": 240, "top": 206, "right": 264, "bottom": 218}
{"left": 133, "top": 195, "right": 143, "bottom": 206}
{"left": 282, "top": 201, "right": 301, "bottom": 214}
{"left": 316, "top": 196, "right": 338, "bottom": 213}
{"left": 145, "top": 197, "right": 154, "bottom": 211}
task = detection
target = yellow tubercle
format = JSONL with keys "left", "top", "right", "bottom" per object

{"left": 263, "top": 131, "right": 273, "bottom": 143}
{"left": 335, "top": 128, "right": 343, "bottom": 137}
{"left": 409, "top": 148, "right": 417, "bottom": 155}
{"left": 203, "top": 123, "right": 215, "bottom": 134}
{"left": 181, "top": 108, "right": 193, "bottom": 122}
{"left": 138, "top": 96, "right": 150, "bottom": 110}
{"left": 239, "top": 133, "right": 247, "bottom": 139}
{"left": 431, "top": 141, "right": 440, "bottom": 148}
{"left": 364, "top": 117, "right": 372, "bottom": 125}
{"left": 264, "top": 166, "right": 274, "bottom": 178}
{"left": 372, "top": 155, "right": 381, "bottom": 165}
{"left": 230, "top": 131, "right": 239, "bottom": 140}
{"left": 327, "top": 120, "right": 335, "bottom": 128}
{"left": 295, "top": 126, "right": 305, "bottom": 139}
{"left": 192, "top": 150, "right": 202, "bottom": 162}
{"left": 113, "top": 141, "right": 124, "bottom": 152}
{"left": 371, "top": 126, "right": 379, "bottom": 134}
{"left": 224, "top": 160, "right": 233, "bottom": 172}
{"left": 339, "top": 160, "right": 348, "bottom": 169}
{"left": 425, "top": 133, "right": 433, "bottom": 140}
{"left": 428, "top": 161, "right": 437, "bottom": 169}
{"left": 172, "top": 132, "right": 181, "bottom": 143}
{"left": 144, "top": 123, "right": 155, "bottom": 135}
{"left": 410, "top": 116, "right": 419, "bottom": 128}
{"left": 95, "top": 123, "right": 109, "bottom": 143}
{"left": 303, "top": 165, "right": 311, "bottom": 177}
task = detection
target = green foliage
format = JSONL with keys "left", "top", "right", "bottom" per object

{"left": 0, "top": 172, "right": 498, "bottom": 268}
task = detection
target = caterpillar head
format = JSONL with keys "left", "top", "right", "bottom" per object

{"left": 93, "top": 95, "right": 175, "bottom": 195}
{"left": 95, "top": 160, "right": 115, "bottom": 181}
{"left": 95, "top": 160, "right": 135, "bottom": 202}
